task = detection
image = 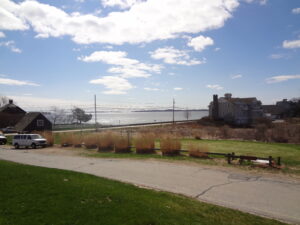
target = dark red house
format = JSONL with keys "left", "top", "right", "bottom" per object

{"left": 15, "top": 112, "right": 52, "bottom": 132}
{"left": 0, "top": 100, "right": 26, "bottom": 128}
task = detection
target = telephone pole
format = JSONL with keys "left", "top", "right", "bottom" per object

{"left": 172, "top": 98, "right": 175, "bottom": 124}
{"left": 94, "top": 94, "right": 97, "bottom": 131}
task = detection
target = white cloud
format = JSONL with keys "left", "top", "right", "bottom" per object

{"left": 80, "top": 50, "right": 162, "bottom": 94}
{"left": 150, "top": 46, "right": 205, "bottom": 66}
{"left": 266, "top": 75, "right": 300, "bottom": 83}
{"left": 90, "top": 76, "right": 133, "bottom": 94}
{"left": 0, "top": 32, "right": 5, "bottom": 38}
{"left": 0, "top": 0, "right": 239, "bottom": 45}
{"left": 0, "top": 77, "right": 39, "bottom": 86}
{"left": 231, "top": 74, "right": 242, "bottom": 79}
{"left": 206, "top": 84, "right": 223, "bottom": 90}
{"left": 0, "top": 0, "right": 28, "bottom": 30}
{"left": 243, "top": 0, "right": 267, "bottom": 5}
{"left": 292, "top": 8, "right": 300, "bottom": 14}
{"left": 269, "top": 54, "right": 288, "bottom": 59}
{"left": 144, "top": 87, "right": 159, "bottom": 91}
{"left": 101, "top": 0, "right": 142, "bottom": 9}
{"left": 282, "top": 39, "right": 300, "bottom": 49}
{"left": 187, "top": 35, "right": 214, "bottom": 52}
{"left": 0, "top": 40, "right": 21, "bottom": 53}
{"left": 174, "top": 87, "right": 183, "bottom": 91}
{"left": 214, "top": 47, "right": 221, "bottom": 52}
{"left": 79, "top": 50, "right": 162, "bottom": 78}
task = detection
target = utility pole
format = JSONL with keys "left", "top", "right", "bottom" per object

{"left": 94, "top": 94, "right": 97, "bottom": 131}
{"left": 172, "top": 98, "right": 175, "bottom": 124}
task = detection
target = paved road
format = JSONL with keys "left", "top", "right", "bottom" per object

{"left": 0, "top": 148, "right": 299, "bottom": 224}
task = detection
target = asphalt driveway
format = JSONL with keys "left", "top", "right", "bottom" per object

{"left": 0, "top": 148, "right": 299, "bottom": 224}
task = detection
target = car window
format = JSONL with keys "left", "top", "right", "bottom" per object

{"left": 31, "top": 135, "right": 42, "bottom": 139}
{"left": 27, "top": 136, "right": 31, "bottom": 140}
{"left": 14, "top": 135, "right": 20, "bottom": 140}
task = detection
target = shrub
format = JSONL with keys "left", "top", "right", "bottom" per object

{"left": 60, "top": 133, "right": 74, "bottom": 147}
{"left": 83, "top": 133, "right": 99, "bottom": 149}
{"left": 37, "top": 131, "right": 54, "bottom": 147}
{"left": 71, "top": 134, "right": 83, "bottom": 147}
{"left": 135, "top": 133, "right": 155, "bottom": 154}
{"left": 97, "top": 132, "right": 116, "bottom": 152}
{"left": 255, "top": 124, "right": 268, "bottom": 142}
{"left": 160, "top": 137, "right": 181, "bottom": 156}
{"left": 188, "top": 143, "right": 209, "bottom": 158}
{"left": 114, "top": 136, "right": 131, "bottom": 153}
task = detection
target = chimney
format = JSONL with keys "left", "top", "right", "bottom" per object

{"left": 9, "top": 99, "right": 13, "bottom": 104}
{"left": 224, "top": 93, "right": 232, "bottom": 100}
{"left": 212, "top": 94, "right": 219, "bottom": 120}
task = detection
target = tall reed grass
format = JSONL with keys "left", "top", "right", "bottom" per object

{"left": 60, "top": 133, "right": 74, "bottom": 147}
{"left": 188, "top": 143, "right": 209, "bottom": 158}
{"left": 160, "top": 137, "right": 181, "bottom": 156}
{"left": 134, "top": 133, "right": 155, "bottom": 154}
{"left": 97, "top": 131, "right": 116, "bottom": 152}
{"left": 83, "top": 133, "right": 99, "bottom": 149}
{"left": 36, "top": 131, "right": 54, "bottom": 147}
{"left": 114, "top": 136, "right": 131, "bottom": 153}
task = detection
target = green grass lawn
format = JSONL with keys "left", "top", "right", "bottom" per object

{"left": 182, "top": 139, "right": 300, "bottom": 167}
{"left": 0, "top": 160, "right": 286, "bottom": 225}
{"left": 83, "top": 139, "right": 300, "bottom": 175}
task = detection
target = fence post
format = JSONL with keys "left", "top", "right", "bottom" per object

{"left": 268, "top": 156, "right": 272, "bottom": 167}
{"left": 231, "top": 152, "right": 235, "bottom": 161}
{"left": 227, "top": 154, "right": 231, "bottom": 164}
{"left": 277, "top": 157, "right": 281, "bottom": 166}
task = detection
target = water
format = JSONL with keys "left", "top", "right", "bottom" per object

{"left": 96, "top": 110, "right": 208, "bottom": 126}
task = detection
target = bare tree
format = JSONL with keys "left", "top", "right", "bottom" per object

{"left": 49, "top": 106, "right": 65, "bottom": 126}
{"left": 0, "top": 95, "right": 9, "bottom": 107}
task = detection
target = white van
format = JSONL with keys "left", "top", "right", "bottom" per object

{"left": 13, "top": 134, "right": 47, "bottom": 149}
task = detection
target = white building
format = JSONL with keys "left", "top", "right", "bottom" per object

{"left": 209, "top": 93, "right": 263, "bottom": 125}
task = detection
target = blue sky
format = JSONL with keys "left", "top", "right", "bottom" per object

{"left": 0, "top": 0, "right": 299, "bottom": 110}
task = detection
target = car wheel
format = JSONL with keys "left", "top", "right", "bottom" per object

{"left": 0, "top": 141, "right": 3, "bottom": 145}
{"left": 31, "top": 143, "right": 36, "bottom": 149}
{"left": 14, "top": 143, "right": 19, "bottom": 149}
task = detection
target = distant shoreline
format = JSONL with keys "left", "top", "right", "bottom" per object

{"left": 133, "top": 109, "right": 209, "bottom": 112}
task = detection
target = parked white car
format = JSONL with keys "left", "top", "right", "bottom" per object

{"left": 12, "top": 134, "right": 47, "bottom": 149}
{"left": 0, "top": 134, "right": 7, "bottom": 145}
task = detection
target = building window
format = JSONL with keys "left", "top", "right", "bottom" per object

{"left": 37, "top": 119, "right": 44, "bottom": 127}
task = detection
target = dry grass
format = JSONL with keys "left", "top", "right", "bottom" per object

{"left": 114, "top": 136, "right": 131, "bottom": 153}
{"left": 160, "top": 137, "right": 181, "bottom": 156}
{"left": 97, "top": 131, "right": 116, "bottom": 152}
{"left": 60, "top": 133, "right": 74, "bottom": 147}
{"left": 188, "top": 143, "right": 209, "bottom": 158}
{"left": 83, "top": 133, "right": 99, "bottom": 149}
{"left": 134, "top": 133, "right": 155, "bottom": 154}
{"left": 71, "top": 134, "right": 83, "bottom": 147}
{"left": 37, "top": 131, "right": 54, "bottom": 146}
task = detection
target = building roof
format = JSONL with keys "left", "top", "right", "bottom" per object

{"left": 0, "top": 100, "right": 26, "bottom": 114}
{"left": 218, "top": 97, "right": 258, "bottom": 104}
{"left": 15, "top": 112, "right": 44, "bottom": 131}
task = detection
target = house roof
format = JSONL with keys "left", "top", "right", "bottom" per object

{"left": 15, "top": 112, "right": 44, "bottom": 131}
{"left": 0, "top": 102, "right": 26, "bottom": 114}
{"left": 229, "top": 97, "right": 257, "bottom": 104}
{"left": 218, "top": 97, "right": 258, "bottom": 105}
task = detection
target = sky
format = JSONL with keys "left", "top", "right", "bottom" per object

{"left": 0, "top": 0, "right": 299, "bottom": 110}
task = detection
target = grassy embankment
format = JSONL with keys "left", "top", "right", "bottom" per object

{"left": 0, "top": 160, "right": 286, "bottom": 225}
